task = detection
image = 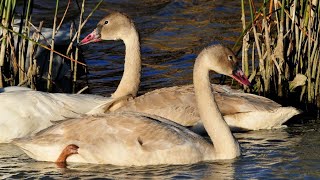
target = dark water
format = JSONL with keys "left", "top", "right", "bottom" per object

{"left": 2, "top": 0, "right": 319, "bottom": 179}
{"left": 69, "top": 0, "right": 243, "bottom": 95}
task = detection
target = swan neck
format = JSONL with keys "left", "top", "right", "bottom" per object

{"left": 193, "top": 58, "right": 240, "bottom": 159}
{"left": 56, "top": 149, "right": 69, "bottom": 163}
{"left": 112, "top": 29, "right": 141, "bottom": 98}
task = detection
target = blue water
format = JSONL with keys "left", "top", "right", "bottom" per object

{"left": 2, "top": 0, "right": 319, "bottom": 179}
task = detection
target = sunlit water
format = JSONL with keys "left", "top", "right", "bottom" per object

{"left": 3, "top": 0, "right": 320, "bottom": 179}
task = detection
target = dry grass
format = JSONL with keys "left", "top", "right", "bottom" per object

{"left": 237, "top": 0, "right": 319, "bottom": 107}
{"left": 0, "top": 0, "right": 102, "bottom": 92}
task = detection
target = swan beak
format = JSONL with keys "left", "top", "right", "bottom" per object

{"left": 78, "top": 29, "right": 102, "bottom": 46}
{"left": 231, "top": 68, "right": 251, "bottom": 86}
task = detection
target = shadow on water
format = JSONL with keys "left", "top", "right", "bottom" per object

{"left": 2, "top": 0, "right": 319, "bottom": 179}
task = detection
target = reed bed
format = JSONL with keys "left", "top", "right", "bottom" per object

{"left": 0, "top": 0, "right": 102, "bottom": 92}
{"left": 237, "top": 0, "right": 319, "bottom": 109}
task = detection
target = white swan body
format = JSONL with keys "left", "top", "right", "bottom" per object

{"left": 0, "top": 89, "right": 110, "bottom": 143}
{"left": 80, "top": 12, "right": 300, "bottom": 132}
{"left": 13, "top": 44, "right": 248, "bottom": 166}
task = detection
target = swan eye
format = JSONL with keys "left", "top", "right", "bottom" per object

{"left": 104, "top": 20, "right": 109, "bottom": 25}
{"left": 228, "top": 55, "right": 233, "bottom": 61}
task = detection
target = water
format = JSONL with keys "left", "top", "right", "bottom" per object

{"left": 2, "top": 0, "right": 320, "bottom": 179}
{"left": 1, "top": 122, "right": 320, "bottom": 179}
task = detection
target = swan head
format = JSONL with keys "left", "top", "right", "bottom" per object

{"left": 199, "top": 45, "right": 251, "bottom": 86}
{"left": 64, "top": 144, "right": 79, "bottom": 155}
{"left": 79, "top": 12, "right": 135, "bottom": 45}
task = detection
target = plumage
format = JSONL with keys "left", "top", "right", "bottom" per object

{"left": 80, "top": 12, "right": 300, "bottom": 132}
{"left": 116, "top": 84, "right": 299, "bottom": 131}
{"left": 115, "top": 84, "right": 280, "bottom": 123}
{"left": 0, "top": 89, "right": 109, "bottom": 142}
{"left": 14, "top": 112, "right": 213, "bottom": 166}
{"left": 14, "top": 44, "right": 248, "bottom": 166}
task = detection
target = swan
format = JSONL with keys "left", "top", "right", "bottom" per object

{"left": 0, "top": 89, "right": 108, "bottom": 143}
{"left": 13, "top": 44, "right": 249, "bottom": 166}
{"left": 0, "top": 15, "right": 142, "bottom": 143}
{"left": 80, "top": 12, "right": 300, "bottom": 132}
{"left": 1, "top": 12, "right": 299, "bottom": 143}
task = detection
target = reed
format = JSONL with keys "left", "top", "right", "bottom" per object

{"left": 46, "top": 0, "right": 59, "bottom": 91}
{"left": 239, "top": 0, "right": 320, "bottom": 108}
{"left": 73, "top": 0, "right": 85, "bottom": 93}
{"left": 0, "top": 0, "right": 16, "bottom": 87}
{"left": 0, "top": 0, "right": 103, "bottom": 92}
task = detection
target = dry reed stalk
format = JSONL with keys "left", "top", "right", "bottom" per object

{"left": 0, "top": 0, "right": 16, "bottom": 87}
{"left": 47, "top": 0, "right": 59, "bottom": 91}
{"left": 66, "top": 0, "right": 103, "bottom": 55}
{"left": 0, "top": 0, "right": 106, "bottom": 91}
{"left": 7, "top": 33, "right": 18, "bottom": 86}
{"left": 27, "top": 21, "right": 43, "bottom": 89}
{"left": 7, "top": 27, "right": 86, "bottom": 65}
{"left": 17, "top": 0, "right": 31, "bottom": 84}
{"left": 73, "top": 0, "right": 86, "bottom": 93}
{"left": 241, "top": 0, "right": 249, "bottom": 77}
{"left": 56, "top": 0, "right": 71, "bottom": 33}
{"left": 241, "top": 0, "right": 319, "bottom": 108}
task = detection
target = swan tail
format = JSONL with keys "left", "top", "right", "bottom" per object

{"left": 224, "top": 107, "right": 301, "bottom": 131}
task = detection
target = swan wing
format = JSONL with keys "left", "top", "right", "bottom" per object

{"left": 117, "top": 85, "right": 199, "bottom": 126}
{"left": 117, "top": 84, "right": 287, "bottom": 127}
{"left": 13, "top": 112, "right": 212, "bottom": 166}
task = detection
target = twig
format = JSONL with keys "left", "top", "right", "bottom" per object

{"left": 0, "top": 23, "right": 86, "bottom": 66}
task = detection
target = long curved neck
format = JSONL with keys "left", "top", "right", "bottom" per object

{"left": 112, "top": 28, "right": 141, "bottom": 98}
{"left": 193, "top": 57, "right": 240, "bottom": 159}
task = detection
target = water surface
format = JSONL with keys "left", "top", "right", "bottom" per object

{"left": 1, "top": 122, "right": 319, "bottom": 179}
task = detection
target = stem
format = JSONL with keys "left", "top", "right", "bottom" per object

{"left": 73, "top": 0, "right": 85, "bottom": 93}
{"left": 241, "top": 0, "right": 249, "bottom": 77}
{"left": 47, "top": 0, "right": 59, "bottom": 91}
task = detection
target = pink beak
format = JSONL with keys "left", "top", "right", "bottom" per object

{"left": 231, "top": 68, "right": 251, "bottom": 86}
{"left": 78, "top": 29, "right": 102, "bottom": 46}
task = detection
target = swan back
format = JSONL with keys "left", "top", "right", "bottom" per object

{"left": 13, "top": 111, "right": 213, "bottom": 166}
